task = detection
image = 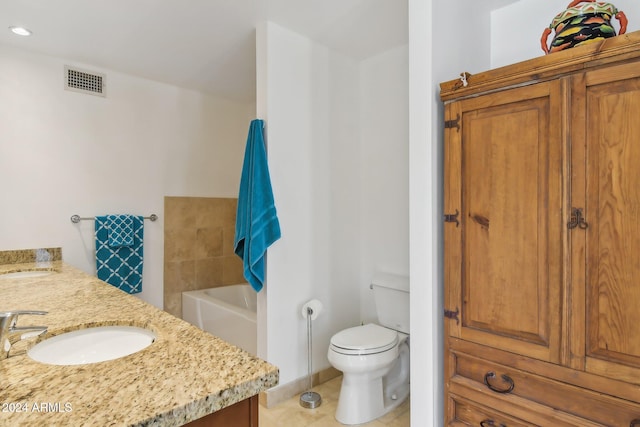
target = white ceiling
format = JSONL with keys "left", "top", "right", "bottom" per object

{"left": 0, "top": 0, "right": 409, "bottom": 102}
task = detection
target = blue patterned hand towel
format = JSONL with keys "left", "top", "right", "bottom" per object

{"left": 95, "top": 215, "right": 144, "bottom": 294}
{"left": 106, "top": 214, "right": 134, "bottom": 247}
{"left": 234, "top": 119, "right": 281, "bottom": 292}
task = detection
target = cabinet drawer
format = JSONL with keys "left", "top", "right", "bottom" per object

{"left": 450, "top": 394, "right": 535, "bottom": 427}
{"left": 452, "top": 351, "right": 640, "bottom": 426}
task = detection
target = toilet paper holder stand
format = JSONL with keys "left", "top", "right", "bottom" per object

{"left": 300, "top": 302, "right": 322, "bottom": 409}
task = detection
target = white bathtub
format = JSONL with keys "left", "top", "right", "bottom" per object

{"left": 182, "top": 284, "right": 257, "bottom": 355}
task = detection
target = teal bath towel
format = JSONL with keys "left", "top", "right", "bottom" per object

{"left": 95, "top": 215, "right": 144, "bottom": 294}
{"left": 234, "top": 119, "right": 281, "bottom": 292}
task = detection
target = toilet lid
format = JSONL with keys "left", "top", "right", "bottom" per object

{"left": 330, "top": 324, "right": 398, "bottom": 355}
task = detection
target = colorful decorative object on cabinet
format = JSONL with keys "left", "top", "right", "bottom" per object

{"left": 541, "top": 1, "right": 628, "bottom": 54}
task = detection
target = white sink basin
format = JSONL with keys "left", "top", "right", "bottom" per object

{"left": 0, "top": 270, "right": 55, "bottom": 279}
{"left": 27, "top": 325, "right": 156, "bottom": 366}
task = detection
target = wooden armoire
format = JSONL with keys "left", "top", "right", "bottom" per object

{"left": 442, "top": 31, "right": 640, "bottom": 426}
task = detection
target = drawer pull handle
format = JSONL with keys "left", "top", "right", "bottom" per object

{"left": 630, "top": 419, "right": 640, "bottom": 427}
{"left": 483, "top": 371, "right": 515, "bottom": 394}
{"left": 480, "top": 420, "right": 506, "bottom": 427}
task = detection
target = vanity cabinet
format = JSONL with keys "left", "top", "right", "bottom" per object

{"left": 185, "top": 395, "right": 259, "bottom": 427}
{"left": 442, "top": 31, "right": 640, "bottom": 426}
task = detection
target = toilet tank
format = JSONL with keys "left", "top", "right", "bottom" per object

{"left": 371, "top": 272, "right": 410, "bottom": 334}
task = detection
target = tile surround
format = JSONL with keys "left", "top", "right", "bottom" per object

{"left": 164, "top": 197, "right": 245, "bottom": 318}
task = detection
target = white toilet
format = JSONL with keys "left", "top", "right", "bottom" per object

{"left": 328, "top": 272, "right": 410, "bottom": 425}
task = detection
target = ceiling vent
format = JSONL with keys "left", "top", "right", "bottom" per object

{"left": 64, "top": 66, "right": 106, "bottom": 97}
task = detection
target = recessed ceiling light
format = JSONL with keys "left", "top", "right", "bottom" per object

{"left": 9, "top": 26, "right": 32, "bottom": 36}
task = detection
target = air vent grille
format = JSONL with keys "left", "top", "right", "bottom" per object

{"left": 64, "top": 66, "right": 106, "bottom": 97}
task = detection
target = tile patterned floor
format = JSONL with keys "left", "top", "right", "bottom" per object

{"left": 259, "top": 376, "right": 410, "bottom": 427}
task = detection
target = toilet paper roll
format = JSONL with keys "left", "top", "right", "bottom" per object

{"left": 301, "top": 299, "right": 323, "bottom": 320}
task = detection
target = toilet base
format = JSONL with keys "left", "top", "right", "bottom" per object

{"left": 335, "top": 375, "right": 409, "bottom": 425}
{"left": 334, "top": 342, "right": 410, "bottom": 425}
{"left": 383, "top": 381, "right": 409, "bottom": 414}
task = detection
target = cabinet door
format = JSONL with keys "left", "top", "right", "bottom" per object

{"left": 577, "top": 62, "right": 640, "bottom": 385}
{"left": 444, "top": 81, "right": 565, "bottom": 363}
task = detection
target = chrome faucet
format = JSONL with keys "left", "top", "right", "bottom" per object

{"left": 0, "top": 310, "right": 47, "bottom": 360}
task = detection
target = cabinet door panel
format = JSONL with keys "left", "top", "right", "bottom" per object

{"left": 583, "top": 67, "right": 640, "bottom": 383}
{"left": 444, "top": 81, "right": 564, "bottom": 363}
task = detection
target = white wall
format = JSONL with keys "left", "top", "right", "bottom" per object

{"left": 0, "top": 44, "right": 254, "bottom": 308}
{"left": 492, "top": 0, "right": 640, "bottom": 67}
{"left": 408, "top": 1, "right": 435, "bottom": 425}
{"left": 256, "top": 21, "right": 410, "bottom": 387}
{"left": 257, "top": 21, "right": 361, "bottom": 385}
{"left": 359, "top": 45, "right": 409, "bottom": 322}
{"left": 411, "top": 1, "right": 515, "bottom": 425}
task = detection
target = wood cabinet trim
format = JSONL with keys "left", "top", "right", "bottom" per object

{"left": 449, "top": 378, "right": 602, "bottom": 427}
{"left": 452, "top": 348, "right": 640, "bottom": 425}
{"left": 440, "top": 32, "right": 640, "bottom": 102}
{"left": 450, "top": 339, "right": 640, "bottom": 404}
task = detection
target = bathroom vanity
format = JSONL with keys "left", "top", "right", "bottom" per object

{"left": 0, "top": 249, "right": 278, "bottom": 426}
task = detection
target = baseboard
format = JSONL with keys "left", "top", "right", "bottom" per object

{"left": 259, "top": 367, "right": 341, "bottom": 409}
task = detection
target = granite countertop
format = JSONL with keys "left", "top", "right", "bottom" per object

{"left": 0, "top": 250, "right": 278, "bottom": 426}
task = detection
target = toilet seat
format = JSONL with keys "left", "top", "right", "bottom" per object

{"left": 330, "top": 323, "right": 398, "bottom": 356}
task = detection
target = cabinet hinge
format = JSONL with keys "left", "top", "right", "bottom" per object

{"left": 444, "top": 209, "right": 460, "bottom": 227}
{"left": 444, "top": 113, "right": 460, "bottom": 132}
{"left": 444, "top": 307, "right": 460, "bottom": 325}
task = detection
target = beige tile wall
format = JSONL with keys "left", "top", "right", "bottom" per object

{"left": 164, "top": 197, "right": 245, "bottom": 318}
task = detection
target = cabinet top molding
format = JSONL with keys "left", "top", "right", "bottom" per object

{"left": 440, "top": 30, "right": 640, "bottom": 102}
